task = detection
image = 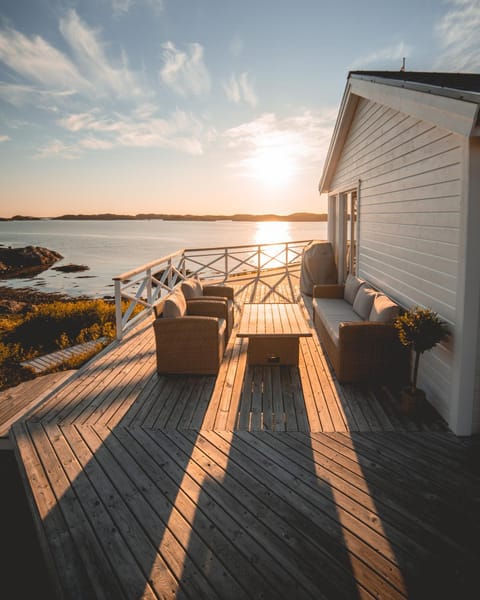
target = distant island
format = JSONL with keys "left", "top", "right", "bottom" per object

{"left": 2, "top": 212, "right": 327, "bottom": 222}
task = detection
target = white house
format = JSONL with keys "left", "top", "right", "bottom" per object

{"left": 319, "top": 71, "right": 480, "bottom": 436}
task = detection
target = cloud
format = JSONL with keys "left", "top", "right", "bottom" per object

{"left": 224, "top": 110, "right": 336, "bottom": 179}
{"left": 350, "top": 41, "right": 412, "bottom": 70}
{"left": 111, "top": 0, "right": 164, "bottom": 17}
{"left": 160, "top": 42, "right": 210, "bottom": 96}
{"left": 224, "top": 72, "right": 258, "bottom": 107}
{"left": 0, "top": 12, "right": 209, "bottom": 159}
{"left": 0, "top": 11, "right": 142, "bottom": 103}
{"left": 59, "top": 10, "right": 141, "bottom": 98}
{"left": 53, "top": 108, "right": 208, "bottom": 158}
{"left": 0, "top": 82, "right": 76, "bottom": 107}
{"left": 0, "top": 134, "right": 10, "bottom": 142}
{"left": 34, "top": 139, "right": 82, "bottom": 160}
{"left": 0, "top": 26, "right": 91, "bottom": 93}
{"left": 434, "top": 0, "right": 480, "bottom": 71}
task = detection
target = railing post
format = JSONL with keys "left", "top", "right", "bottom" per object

{"left": 224, "top": 248, "right": 228, "bottom": 280}
{"left": 114, "top": 279, "right": 123, "bottom": 340}
{"left": 167, "top": 258, "right": 172, "bottom": 289}
{"left": 146, "top": 267, "right": 152, "bottom": 305}
{"left": 257, "top": 245, "right": 261, "bottom": 276}
{"left": 285, "top": 242, "right": 289, "bottom": 266}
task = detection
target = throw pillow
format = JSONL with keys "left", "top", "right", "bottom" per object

{"left": 352, "top": 286, "right": 377, "bottom": 320}
{"left": 163, "top": 288, "right": 187, "bottom": 318}
{"left": 181, "top": 278, "right": 203, "bottom": 299}
{"left": 369, "top": 294, "right": 400, "bottom": 323}
{"left": 343, "top": 274, "right": 365, "bottom": 304}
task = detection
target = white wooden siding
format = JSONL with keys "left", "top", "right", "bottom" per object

{"left": 329, "top": 97, "right": 463, "bottom": 422}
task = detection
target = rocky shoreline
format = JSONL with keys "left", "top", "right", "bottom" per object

{"left": 0, "top": 285, "right": 83, "bottom": 315}
{"left": 0, "top": 245, "right": 63, "bottom": 278}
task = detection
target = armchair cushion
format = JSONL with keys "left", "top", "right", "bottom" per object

{"left": 162, "top": 287, "right": 187, "bottom": 318}
{"left": 181, "top": 278, "right": 203, "bottom": 299}
{"left": 201, "top": 284, "right": 234, "bottom": 301}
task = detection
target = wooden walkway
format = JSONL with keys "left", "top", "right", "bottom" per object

{"left": 20, "top": 338, "right": 107, "bottom": 374}
{"left": 10, "top": 268, "right": 480, "bottom": 599}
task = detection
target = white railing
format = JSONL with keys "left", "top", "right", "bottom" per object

{"left": 113, "top": 239, "right": 313, "bottom": 339}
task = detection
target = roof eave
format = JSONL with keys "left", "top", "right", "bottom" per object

{"left": 319, "top": 74, "right": 480, "bottom": 195}
{"left": 318, "top": 82, "right": 359, "bottom": 194}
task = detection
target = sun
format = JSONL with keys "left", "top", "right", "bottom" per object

{"left": 247, "top": 146, "right": 297, "bottom": 187}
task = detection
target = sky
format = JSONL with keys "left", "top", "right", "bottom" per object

{"left": 0, "top": 0, "right": 479, "bottom": 218}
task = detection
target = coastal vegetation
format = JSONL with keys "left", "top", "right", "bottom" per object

{"left": 0, "top": 296, "right": 119, "bottom": 390}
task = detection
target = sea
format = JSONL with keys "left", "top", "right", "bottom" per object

{"left": 0, "top": 219, "right": 328, "bottom": 298}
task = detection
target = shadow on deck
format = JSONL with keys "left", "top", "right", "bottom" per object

{"left": 8, "top": 267, "right": 479, "bottom": 599}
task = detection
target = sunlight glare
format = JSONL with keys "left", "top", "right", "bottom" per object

{"left": 247, "top": 146, "right": 296, "bottom": 187}
{"left": 254, "top": 221, "right": 291, "bottom": 245}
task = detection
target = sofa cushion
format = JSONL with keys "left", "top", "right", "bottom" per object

{"left": 344, "top": 274, "right": 365, "bottom": 304}
{"left": 313, "top": 298, "right": 358, "bottom": 320}
{"left": 313, "top": 298, "right": 362, "bottom": 344}
{"left": 369, "top": 294, "right": 400, "bottom": 323}
{"left": 163, "top": 288, "right": 187, "bottom": 318}
{"left": 181, "top": 278, "right": 203, "bottom": 299}
{"left": 353, "top": 286, "right": 377, "bottom": 320}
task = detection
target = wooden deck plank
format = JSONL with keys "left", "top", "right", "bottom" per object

{"left": 0, "top": 371, "right": 73, "bottom": 439}
{"left": 174, "top": 429, "right": 336, "bottom": 599}
{"left": 219, "top": 432, "right": 404, "bottom": 598}
{"left": 76, "top": 425, "right": 217, "bottom": 599}
{"left": 121, "top": 427, "right": 265, "bottom": 599}
{"left": 24, "top": 422, "right": 130, "bottom": 599}
{"left": 11, "top": 422, "right": 96, "bottom": 600}
{"left": 10, "top": 266, "right": 476, "bottom": 600}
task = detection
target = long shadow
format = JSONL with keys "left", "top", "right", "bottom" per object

{"left": 174, "top": 428, "right": 363, "bottom": 599}
{"left": 12, "top": 268, "right": 479, "bottom": 598}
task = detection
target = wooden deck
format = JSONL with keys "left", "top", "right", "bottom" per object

{"left": 9, "top": 268, "right": 480, "bottom": 599}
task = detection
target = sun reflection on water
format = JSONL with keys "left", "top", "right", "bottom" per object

{"left": 254, "top": 221, "right": 291, "bottom": 246}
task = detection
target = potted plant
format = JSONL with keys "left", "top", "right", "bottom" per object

{"left": 394, "top": 306, "right": 449, "bottom": 414}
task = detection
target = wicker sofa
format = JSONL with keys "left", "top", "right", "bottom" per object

{"left": 153, "top": 281, "right": 234, "bottom": 375}
{"left": 312, "top": 274, "right": 409, "bottom": 384}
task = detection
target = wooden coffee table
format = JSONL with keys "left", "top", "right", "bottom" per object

{"left": 237, "top": 303, "right": 312, "bottom": 365}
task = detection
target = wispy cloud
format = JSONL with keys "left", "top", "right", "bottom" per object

{"left": 350, "top": 41, "right": 412, "bottom": 70}
{"left": 54, "top": 108, "right": 207, "bottom": 158}
{"left": 224, "top": 110, "right": 336, "bottom": 179}
{"left": 0, "top": 82, "right": 76, "bottom": 107}
{"left": 434, "top": 0, "right": 480, "bottom": 71}
{"left": 0, "top": 26, "right": 90, "bottom": 93}
{"left": 59, "top": 10, "right": 142, "bottom": 98}
{"left": 160, "top": 42, "right": 210, "bottom": 96}
{"left": 34, "top": 139, "right": 82, "bottom": 160}
{"left": 111, "top": 0, "right": 164, "bottom": 17}
{"left": 0, "top": 11, "right": 209, "bottom": 159}
{"left": 224, "top": 72, "right": 258, "bottom": 107}
{"left": 0, "top": 134, "right": 10, "bottom": 142}
{"left": 0, "top": 10, "right": 141, "bottom": 104}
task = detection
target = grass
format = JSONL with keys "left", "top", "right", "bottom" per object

{"left": 0, "top": 298, "right": 121, "bottom": 390}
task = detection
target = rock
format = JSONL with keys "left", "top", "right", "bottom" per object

{"left": 0, "top": 246, "right": 63, "bottom": 278}
{"left": 0, "top": 299, "right": 28, "bottom": 314}
{"left": 52, "top": 264, "right": 89, "bottom": 273}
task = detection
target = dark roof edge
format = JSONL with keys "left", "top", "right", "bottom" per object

{"left": 349, "top": 72, "right": 480, "bottom": 106}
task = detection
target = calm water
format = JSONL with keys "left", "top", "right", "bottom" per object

{"left": 0, "top": 219, "right": 327, "bottom": 297}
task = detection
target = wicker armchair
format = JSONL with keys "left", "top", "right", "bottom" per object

{"left": 153, "top": 288, "right": 227, "bottom": 375}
